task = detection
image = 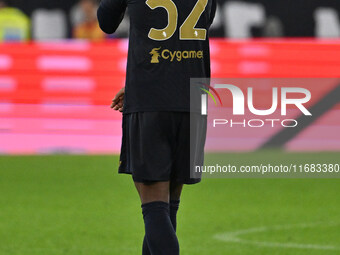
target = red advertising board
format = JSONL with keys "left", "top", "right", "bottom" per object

{"left": 0, "top": 39, "right": 339, "bottom": 154}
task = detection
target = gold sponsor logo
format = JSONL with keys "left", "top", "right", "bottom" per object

{"left": 150, "top": 47, "right": 203, "bottom": 63}
{"left": 150, "top": 47, "right": 161, "bottom": 63}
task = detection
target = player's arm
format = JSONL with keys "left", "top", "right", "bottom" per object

{"left": 97, "top": 0, "right": 127, "bottom": 34}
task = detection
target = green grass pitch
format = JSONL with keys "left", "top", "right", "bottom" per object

{"left": 0, "top": 152, "right": 339, "bottom": 255}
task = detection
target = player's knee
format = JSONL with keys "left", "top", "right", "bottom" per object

{"left": 135, "top": 181, "right": 170, "bottom": 204}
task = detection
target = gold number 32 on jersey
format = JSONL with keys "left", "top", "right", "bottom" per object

{"left": 146, "top": 0, "right": 208, "bottom": 41}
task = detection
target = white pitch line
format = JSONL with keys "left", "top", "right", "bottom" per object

{"left": 214, "top": 222, "right": 340, "bottom": 251}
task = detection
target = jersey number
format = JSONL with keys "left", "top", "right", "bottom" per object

{"left": 146, "top": 0, "right": 208, "bottom": 41}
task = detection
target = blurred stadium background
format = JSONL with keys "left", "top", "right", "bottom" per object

{"left": 0, "top": 0, "right": 339, "bottom": 254}
{"left": 1, "top": 0, "right": 340, "bottom": 153}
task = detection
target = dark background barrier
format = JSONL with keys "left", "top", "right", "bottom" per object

{"left": 6, "top": 0, "right": 340, "bottom": 38}
{"left": 209, "top": 0, "right": 340, "bottom": 37}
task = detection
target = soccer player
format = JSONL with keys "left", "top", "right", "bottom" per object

{"left": 97, "top": 0, "right": 215, "bottom": 253}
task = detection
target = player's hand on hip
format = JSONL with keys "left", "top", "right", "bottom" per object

{"left": 111, "top": 87, "right": 125, "bottom": 112}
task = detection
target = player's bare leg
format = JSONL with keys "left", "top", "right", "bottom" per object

{"left": 134, "top": 181, "right": 170, "bottom": 204}
{"left": 170, "top": 181, "right": 183, "bottom": 201}
{"left": 135, "top": 181, "right": 179, "bottom": 255}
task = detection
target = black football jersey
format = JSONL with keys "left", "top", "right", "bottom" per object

{"left": 98, "top": 0, "right": 216, "bottom": 113}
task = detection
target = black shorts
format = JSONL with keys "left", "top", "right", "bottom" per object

{"left": 118, "top": 112, "right": 207, "bottom": 184}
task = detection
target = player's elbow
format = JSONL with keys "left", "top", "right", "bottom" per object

{"left": 99, "top": 23, "right": 116, "bottom": 34}
{"left": 97, "top": 7, "right": 117, "bottom": 34}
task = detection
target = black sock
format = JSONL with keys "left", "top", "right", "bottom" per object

{"left": 142, "top": 201, "right": 180, "bottom": 255}
{"left": 142, "top": 236, "right": 151, "bottom": 255}
{"left": 142, "top": 201, "right": 179, "bottom": 255}
{"left": 169, "top": 200, "right": 180, "bottom": 232}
